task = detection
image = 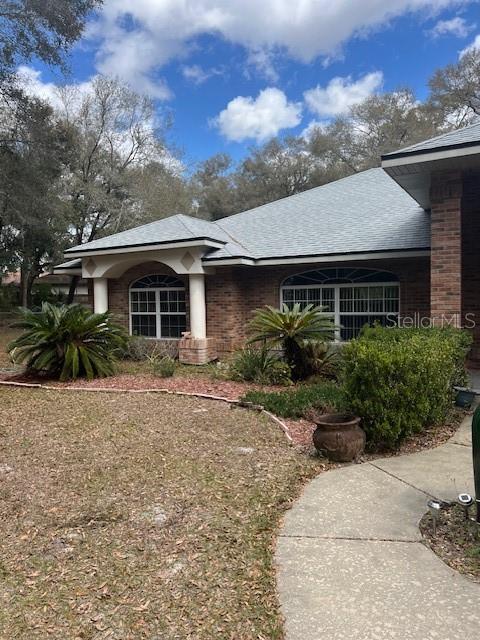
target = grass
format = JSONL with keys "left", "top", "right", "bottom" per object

{"left": 0, "top": 388, "right": 319, "bottom": 639}
{"left": 241, "top": 382, "right": 345, "bottom": 418}
{"left": 0, "top": 326, "right": 19, "bottom": 369}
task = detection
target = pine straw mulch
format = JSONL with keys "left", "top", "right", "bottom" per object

{"left": 0, "top": 387, "right": 323, "bottom": 640}
{"left": 420, "top": 503, "right": 480, "bottom": 582}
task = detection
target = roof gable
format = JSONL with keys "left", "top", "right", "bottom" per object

{"left": 65, "top": 214, "right": 231, "bottom": 254}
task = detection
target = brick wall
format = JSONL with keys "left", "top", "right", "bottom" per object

{"left": 462, "top": 171, "right": 480, "bottom": 364}
{"left": 86, "top": 256, "right": 430, "bottom": 356}
{"left": 430, "top": 170, "right": 463, "bottom": 326}
{"left": 206, "top": 256, "right": 430, "bottom": 353}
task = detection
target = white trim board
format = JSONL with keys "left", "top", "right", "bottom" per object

{"left": 204, "top": 250, "right": 430, "bottom": 268}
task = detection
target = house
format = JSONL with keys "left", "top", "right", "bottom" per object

{"left": 36, "top": 273, "right": 89, "bottom": 305}
{"left": 54, "top": 122, "right": 480, "bottom": 366}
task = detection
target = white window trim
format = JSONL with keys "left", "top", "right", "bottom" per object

{"left": 129, "top": 285, "right": 186, "bottom": 340}
{"left": 280, "top": 281, "right": 400, "bottom": 342}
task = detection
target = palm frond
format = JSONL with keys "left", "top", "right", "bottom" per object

{"left": 8, "top": 302, "right": 127, "bottom": 381}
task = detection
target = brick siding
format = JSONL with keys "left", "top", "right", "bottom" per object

{"left": 430, "top": 171, "right": 463, "bottom": 327}
{"left": 87, "top": 256, "right": 430, "bottom": 357}
{"left": 462, "top": 172, "right": 480, "bottom": 364}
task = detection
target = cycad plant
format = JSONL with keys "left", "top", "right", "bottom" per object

{"left": 8, "top": 302, "right": 127, "bottom": 381}
{"left": 249, "top": 303, "right": 336, "bottom": 380}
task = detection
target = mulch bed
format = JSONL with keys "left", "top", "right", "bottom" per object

{"left": 420, "top": 503, "right": 480, "bottom": 582}
{"left": 0, "top": 371, "right": 280, "bottom": 402}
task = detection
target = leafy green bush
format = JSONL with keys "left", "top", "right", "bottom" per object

{"left": 0, "top": 283, "right": 20, "bottom": 311}
{"left": 241, "top": 382, "right": 344, "bottom": 418}
{"left": 341, "top": 326, "right": 472, "bottom": 447}
{"left": 301, "top": 340, "right": 339, "bottom": 379}
{"left": 8, "top": 303, "right": 127, "bottom": 381}
{"left": 147, "top": 352, "right": 176, "bottom": 378}
{"left": 249, "top": 304, "right": 335, "bottom": 380}
{"left": 229, "top": 345, "right": 291, "bottom": 385}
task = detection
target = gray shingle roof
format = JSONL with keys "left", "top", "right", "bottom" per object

{"left": 205, "top": 168, "right": 430, "bottom": 261}
{"left": 62, "top": 168, "right": 430, "bottom": 264}
{"left": 54, "top": 258, "right": 82, "bottom": 269}
{"left": 382, "top": 121, "right": 480, "bottom": 158}
{"left": 65, "top": 214, "right": 230, "bottom": 253}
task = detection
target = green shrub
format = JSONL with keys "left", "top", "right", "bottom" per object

{"left": 301, "top": 340, "right": 339, "bottom": 379}
{"left": 341, "top": 326, "right": 472, "bottom": 448}
{"left": 241, "top": 382, "right": 345, "bottom": 418}
{"left": 8, "top": 302, "right": 127, "bottom": 381}
{"left": 147, "top": 351, "right": 176, "bottom": 378}
{"left": 248, "top": 304, "right": 336, "bottom": 380}
{"left": 229, "top": 345, "right": 292, "bottom": 385}
{"left": 0, "top": 283, "right": 20, "bottom": 311}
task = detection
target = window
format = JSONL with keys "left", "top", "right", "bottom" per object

{"left": 281, "top": 268, "right": 399, "bottom": 340}
{"left": 130, "top": 275, "right": 186, "bottom": 339}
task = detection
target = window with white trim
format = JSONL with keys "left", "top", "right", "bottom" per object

{"left": 130, "top": 275, "right": 186, "bottom": 339}
{"left": 281, "top": 268, "right": 399, "bottom": 340}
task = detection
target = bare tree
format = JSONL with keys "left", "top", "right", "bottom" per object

{"left": 428, "top": 48, "right": 480, "bottom": 127}
{"left": 56, "top": 76, "right": 170, "bottom": 246}
{"left": 309, "top": 89, "right": 442, "bottom": 174}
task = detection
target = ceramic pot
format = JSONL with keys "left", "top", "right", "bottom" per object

{"left": 312, "top": 413, "right": 365, "bottom": 462}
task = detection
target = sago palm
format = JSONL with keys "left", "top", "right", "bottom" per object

{"left": 248, "top": 303, "right": 336, "bottom": 379}
{"left": 8, "top": 302, "right": 127, "bottom": 381}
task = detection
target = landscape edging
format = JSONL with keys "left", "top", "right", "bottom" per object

{"left": 0, "top": 379, "right": 293, "bottom": 443}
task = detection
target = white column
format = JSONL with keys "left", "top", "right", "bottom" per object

{"left": 189, "top": 273, "right": 206, "bottom": 339}
{"left": 93, "top": 277, "right": 109, "bottom": 314}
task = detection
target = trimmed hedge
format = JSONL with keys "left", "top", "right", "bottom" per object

{"left": 341, "top": 326, "right": 472, "bottom": 447}
{"left": 241, "top": 382, "right": 344, "bottom": 419}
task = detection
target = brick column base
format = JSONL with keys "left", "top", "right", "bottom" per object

{"left": 178, "top": 336, "right": 216, "bottom": 365}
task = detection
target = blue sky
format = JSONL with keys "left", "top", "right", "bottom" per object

{"left": 25, "top": 1, "right": 480, "bottom": 167}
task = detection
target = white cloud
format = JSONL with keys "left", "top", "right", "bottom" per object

{"left": 181, "top": 64, "right": 222, "bottom": 84}
{"left": 304, "top": 72, "right": 383, "bottom": 118}
{"left": 214, "top": 87, "right": 302, "bottom": 142}
{"left": 429, "top": 17, "right": 474, "bottom": 38}
{"left": 246, "top": 48, "right": 279, "bottom": 82}
{"left": 460, "top": 33, "right": 480, "bottom": 56}
{"left": 89, "top": 0, "right": 468, "bottom": 98}
{"left": 16, "top": 66, "right": 94, "bottom": 110}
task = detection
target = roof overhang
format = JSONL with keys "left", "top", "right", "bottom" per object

{"left": 203, "top": 248, "right": 430, "bottom": 267}
{"left": 52, "top": 258, "right": 82, "bottom": 276}
{"left": 381, "top": 144, "right": 480, "bottom": 209}
{"left": 64, "top": 238, "right": 225, "bottom": 259}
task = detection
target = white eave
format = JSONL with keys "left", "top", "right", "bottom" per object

{"left": 64, "top": 238, "right": 225, "bottom": 259}
{"left": 382, "top": 144, "right": 480, "bottom": 209}
{"left": 203, "top": 249, "right": 430, "bottom": 267}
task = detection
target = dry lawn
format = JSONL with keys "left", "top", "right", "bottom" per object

{"left": 0, "top": 327, "right": 18, "bottom": 369}
{"left": 0, "top": 388, "right": 319, "bottom": 639}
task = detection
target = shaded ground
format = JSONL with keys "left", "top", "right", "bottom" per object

{"left": 0, "top": 387, "right": 321, "bottom": 639}
{"left": 421, "top": 504, "right": 480, "bottom": 583}
{"left": 0, "top": 327, "right": 18, "bottom": 369}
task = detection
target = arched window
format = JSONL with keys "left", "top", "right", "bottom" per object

{"left": 281, "top": 268, "right": 399, "bottom": 340}
{"left": 130, "top": 275, "right": 186, "bottom": 339}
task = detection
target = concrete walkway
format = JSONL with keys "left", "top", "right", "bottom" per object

{"left": 276, "top": 416, "right": 478, "bottom": 640}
